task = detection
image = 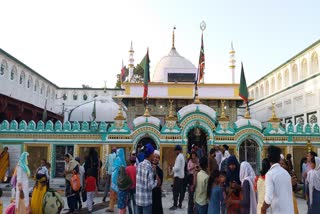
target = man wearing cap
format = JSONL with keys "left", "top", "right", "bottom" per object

{"left": 136, "top": 143, "right": 160, "bottom": 214}
{"left": 169, "top": 145, "right": 186, "bottom": 210}
{"left": 102, "top": 146, "right": 117, "bottom": 202}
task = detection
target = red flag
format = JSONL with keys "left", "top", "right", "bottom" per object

{"left": 120, "top": 61, "right": 126, "bottom": 83}
{"left": 198, "top": 33, "right": 205, "bottom": 83}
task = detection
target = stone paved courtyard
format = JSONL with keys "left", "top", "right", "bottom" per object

{"left": 1, "top": 180, "right": 309, "bottom": 213}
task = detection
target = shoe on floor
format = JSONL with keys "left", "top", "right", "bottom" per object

{"left": 169, "top": 206, "right": 177, "bottom": 210}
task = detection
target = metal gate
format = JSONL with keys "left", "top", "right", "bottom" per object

{"left": 239, "top": 139, "right": 259, "bottom": 173}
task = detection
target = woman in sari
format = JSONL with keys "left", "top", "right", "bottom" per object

{"left": 15, "top": 152, "right": 30, "bottom": 214}
{"left": 106, "top": 148, "right": 126, "bottom": 212}
{"left": 30, "top": 160, "right": 50, "bottom": 214}
{"left": 0, "top": 147, "right": 10, "bottom": 182}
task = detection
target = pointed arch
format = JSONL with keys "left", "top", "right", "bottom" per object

{"left": 311, "top": 52, "right": 319, "bottom": 74}
{"left": 284, "top": 69, "right": 289, "bottom": 87}
{"left": 292, "top": 64, "right": 298, "bottom": 83}
{"left": 277, "top": 72, "right": 282, "bottom": 91}
{"left": 300, "top": 58, "right": 308, "bottom": 79}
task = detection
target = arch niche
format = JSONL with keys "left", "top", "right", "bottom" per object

{"left": 180, "top": 116, "right": 215, "bottom": 156}
{"left": 237, "top": 133, "right": 263, "bottom": 173}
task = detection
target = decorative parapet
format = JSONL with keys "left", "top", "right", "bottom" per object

{"left": 263, "top": 123, "right": 286, "bottom": 135}
{"left": 0, "top": 120, "right": 109, "bottom": 133}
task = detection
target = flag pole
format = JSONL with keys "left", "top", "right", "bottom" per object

{"left": 194, "top": 21, "right": 206, "bottom": 104}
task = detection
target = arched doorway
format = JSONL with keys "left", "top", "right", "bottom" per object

{"left": 239, "top": 138, "right": 259, "bottom": 173}
{"left": 136, "top": 137, "right": 157, "bottom": 153}
{"left": 187, "top": 127, "right": 208, "bottom": 157}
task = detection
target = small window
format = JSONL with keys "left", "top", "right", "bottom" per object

{"left": 34, "top": 84, "right": 37, "bottom": 92}
{"left": 63, "top": 94, "right": 67, "bottom": 100}
{"left": 10, "top": 70, "right": 15, "bottom": 80}
{"left": 46, "top": 89, "right": 49, "bottom": 97}
{"left": 19, "top": 75, "right": 23, "bottom": 84}
{"left": 0, "top": 64, "right": 5, "bottom": 75}
{"left": 83, "top": 94, "right": 88, "bottom": 101}
{"left": 27, "top": 79, "right": 31, "bottom": 88}
{"left": 73, "top": 94, "right": 78, "bottom": 100}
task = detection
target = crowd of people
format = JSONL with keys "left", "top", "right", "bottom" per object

{"left": 0, "top": 143, "right": 320, "bottom": 214}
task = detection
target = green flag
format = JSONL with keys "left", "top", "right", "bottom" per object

{"left": 239, "top": 62, "right": 248, "bottom": 103}
{"left": 139, "top": 49, "right": 150, "bottom": 100}
{"left": 91, "top": 100, "right": 96, "bottom": 121}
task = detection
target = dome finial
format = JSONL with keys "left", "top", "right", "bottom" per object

{"left": 268, "top": 101, "right": 280, "bottom": 122}
{"left": 219, "top": 100, "right": 229, "bottom": 121}
{"left": 172, "top": 26, "right": 176, "bottom": 49}
{"left": 166, "top": 100, "right": 177, "bottom": 120}
{"left": 114, "top": 101, "right": 125, "bottom": 121}
{"left": 244, "top": 105, "right": 251, "bottom": 119}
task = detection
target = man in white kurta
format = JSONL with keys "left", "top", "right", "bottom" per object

{"left": 261, "top": 146, "right": 294, "bottom": 214}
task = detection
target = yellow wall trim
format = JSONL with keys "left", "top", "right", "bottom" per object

{"left": 168, "top": 87, "right": 193, "bottom": 96}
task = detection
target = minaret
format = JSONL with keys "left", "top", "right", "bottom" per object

{"left": 128, "top": 41, "right": 134, "bottom": 82}
{"left": 229, "top": 42, "right": 236, "bottom": 84}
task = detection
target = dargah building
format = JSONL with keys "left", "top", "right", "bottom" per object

{"left": 1, "top": 31, "right": 320, "bottom": 182}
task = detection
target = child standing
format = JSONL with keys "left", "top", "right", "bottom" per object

{"left": 85, "top": 168, "right": 97, "bottom": 213}
{"left": 207, "top": 170, "right": 224, "bottom": 214}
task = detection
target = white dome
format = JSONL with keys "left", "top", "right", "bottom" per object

{"left": 133, "top": 116, "right": 161, "bottom": 128}
{"left": 235, "top": 118, "right": 262, "bottom": 130}
{"left": 152, "top": 48, "right": 197, "bottom": 82}
{"left": 69, "top": 95, "right": 126, "bottom": 122}
{"left": 178, "top": 104, "right": 217, "bottom": 121}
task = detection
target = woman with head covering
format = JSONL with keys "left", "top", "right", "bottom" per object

{"left": 228, "top": 161, "right": 257, "bottom": 214}
{"left": 254, "top": 158, "right": 270, "bottom": 214}
{"left": 30, "top": 159, "right": 50, "bottom": 214}
{"left": 117, "top": 166, "right": 132, "bottom": 214}
{"left": 280, "top": 158, "right": 299, "bottom": 214}
{"left": 152, "top": 150, "right": 164, "bottom": 214}
{"left": 307, "top": 156, "right": 320, "bottom": 213}
{"left": 106, "top": 148, "right": 127, "bottom": 212}
{"left": 15, "top": 152, "right": 30, "bottom": 214}
{"left": 225, "top": 155, "right": 241, "bottom": 214}
{"left": 226, "top": 155, "right": 241, "bottom": 186}
{"left": 64, "top": 153, "right": 80, "bottom": 213}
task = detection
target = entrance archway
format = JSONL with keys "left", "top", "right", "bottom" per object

{"left": 136, "top": 137, "right": 157, "bottom": 153}
{"left": 187, "top": 127, "right": 208, "bottom": 157}
{"left": 239, "top": 138, "right": 259, "bottom": 173}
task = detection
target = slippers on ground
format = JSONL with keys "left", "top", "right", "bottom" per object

{"left": 105, "top": 208, "right": 114, "bottom": 212}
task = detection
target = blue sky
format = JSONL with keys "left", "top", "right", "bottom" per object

{"left": 0, "top": 0, "right": 319, "bottom": 87}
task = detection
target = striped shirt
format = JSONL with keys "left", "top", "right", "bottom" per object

{"left": 136, "top": 159, "right": 157, "bottom": 206}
